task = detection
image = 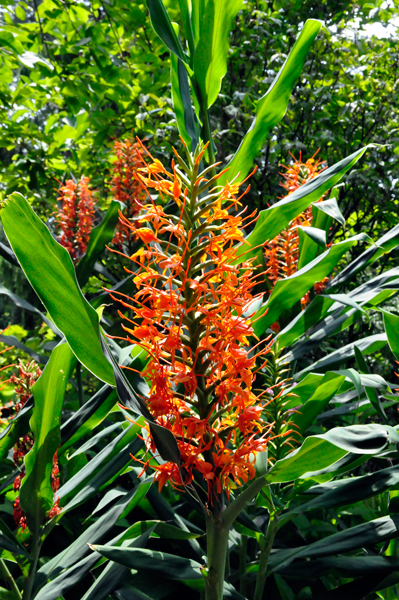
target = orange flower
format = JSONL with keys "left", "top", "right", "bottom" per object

{"left": 111, "top": 138, "right": 148, "bottom": 248}
{"left": 264, "top": 151, "right": 330, "bottom": 311}
{"left": 57, "top": 176, "right": 95, "bottom": 263}
{"left": 110, "top": 141, "right": 277, "bottom": 504}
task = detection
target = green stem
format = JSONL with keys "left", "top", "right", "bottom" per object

{"left": 21, "top": 535, "right": 41, "bottom": 600}
{"left": 253, "top": 513, "right": 279, "bottom": 600}
{"left": 205, "top": 511, "right": 230, "bottom": 600}
{"left": 0, "top": 558, "right": 22, "bottom": 600}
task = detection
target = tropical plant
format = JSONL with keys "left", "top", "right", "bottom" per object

{"left": 0, "top": 2, "right": 399, "bottom": 600}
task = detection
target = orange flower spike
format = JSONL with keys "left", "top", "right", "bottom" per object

{"left": 57, "top": 176, "right": 96, "bottom": 263}
{"left": 264, "top": 150, "right": 328, "bottom": 311}
{"left": 111, "top": 140, "right": 275, "bottom": 503}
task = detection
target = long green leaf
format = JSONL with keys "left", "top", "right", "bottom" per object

{"left": 146, "top": 0, "right": 189, "bottom": 64}
{"left": 193, "top": 0, "right": 243, "bottom": 109}
{"left": 90, "top": 546, "right": 203, "bottom": 580}
{"left": 0, "top": 192, "right": 114, "bottom": 385}
{"left": 222, "top": 424, "right": 398, "bottom": 525}
{"left": 294, "top": 333, "right": 387, "bottom": 379}
{"left": 59, "top": 385, "right": 116, "bottom": 454}
{"left": 220, "top": 19, "right": 323, "bottom": 184}
{"left": 287, "top": 372, "right": 346, "bottom": 436}
{"left": 295, "top": 464, "right": 399, "bottom": 514}
{"left": 171, "top": 52, "right": 199, "bottom": 150}
{"left": 81, "top": 525, "right": 158, "bottom": 600}
{"left": 76, "top": 201, "right": 121, "bottom": 287}
{"left": 267, "top": 424, "right": 399, "bottom": 484}
{"left": 278, "top": 555, "right": 399, "bottom": 580}
{"left": 19, "top": 341, "right": 76, "bottom": 534}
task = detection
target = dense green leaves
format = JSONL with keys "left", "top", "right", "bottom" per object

{"left": 267, "top": 424, "right": 399, "bottom": 483}
{"left": 20, "top": 341, "right": 76, "bottom": 534}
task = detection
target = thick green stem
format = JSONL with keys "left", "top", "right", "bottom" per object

{"left": 253, "top": 513, "right": 279, "bottom": 600}
{"left": 205, "top": 511, "right": 230, "bottom": 600}
{"left": 0, "top": 558, "right": 22, "bottom": 600}
{"left": 22, "top": 535, "right": 40, "bottom": 600}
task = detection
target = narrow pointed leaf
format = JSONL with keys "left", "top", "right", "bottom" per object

{"left": 90, "top": 546, "right": 203, "bottom": 580}
{"left": 220, "top": 20, "right": 323, "bottom": 184}
{"left": 313, "top": 197, "right": 345, "bottom": 227}
{"left": 146, "top": 0, "right": 189, "bottom": 64}
{"left": 295, "top": 464, "right": 399, "bottom": 513}
{"left": 171, "top": 52, "right": 199, "bottom": 150}
{"left": 267, "top": 424, "right": 399, "bottom": 484}
{"left": 193, "top": 0, "right": 244, "bottom": 108}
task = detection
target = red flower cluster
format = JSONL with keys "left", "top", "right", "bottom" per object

{"left": 110, "top": 141, "right": 280, "bottom": 503}
{"left": 111, "top": 138, "right": 147, "bottom": 247}
{"left": 265, "top": 151, "right": 329, "bottom": 309}
{"left": 3, "top": 360, "right": 61, "bottom": 529}
{"left": 57, "top": 176, "right": 95, "bottom": 263}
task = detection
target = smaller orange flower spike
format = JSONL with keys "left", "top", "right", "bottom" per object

{"left": 265, "top": 151, "right": 329, "bottom": 311}
{"left": 109, "top": 140, "right": 279, "bottom": 504}
{"left": 57, "top": 176, "right": 95, "bottom": 263}
{"left": 111, "top": 138, "right": 148, "bottom": 247}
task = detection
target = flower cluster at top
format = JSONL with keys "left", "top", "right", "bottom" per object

{"left": 57, "top": 176, "right": 95, "bottom": 263}
{"left": 111, "top": 138, "right": 147, "bottom": 248}
{"left": 264, "top": 151, "right": 329, "bottom": 310}
{"left": 110, "top": 140, "right": 280, "bottom": 503}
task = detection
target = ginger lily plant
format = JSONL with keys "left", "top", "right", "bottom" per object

{"left": 1, "top": 3, "right": 399, "bottom": 600}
